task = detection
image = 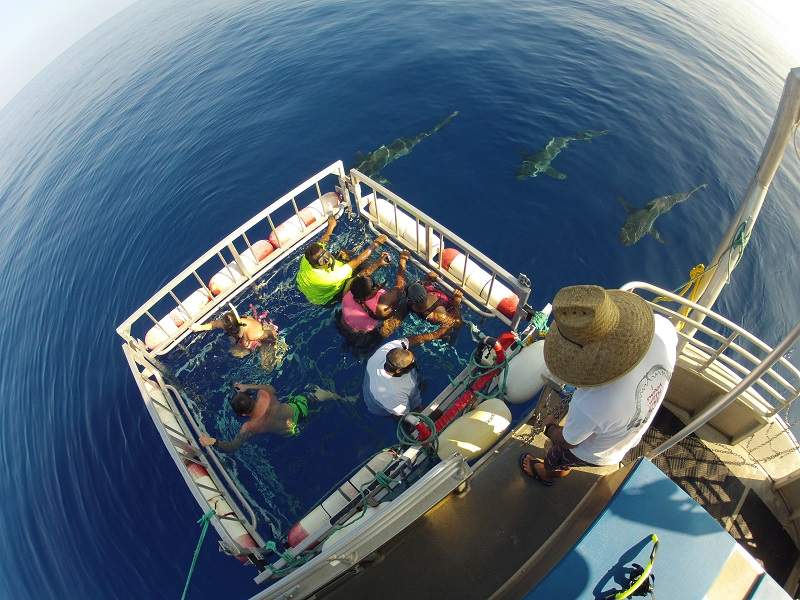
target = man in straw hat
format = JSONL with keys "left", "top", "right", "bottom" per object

{"left": 519, "top": 285, "right": 678, "bottom": 485}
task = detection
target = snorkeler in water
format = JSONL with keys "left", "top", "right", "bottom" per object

{"left": 336, "top": 249, "right": 398, "bottom": 347}
{"left": 379, "top": 264, "right": 463, "bottom": 341}
{"left": 191, "top": 307, "right": 284, "bottom": 369}
{"left": 295, "top": 214, "right": 388, "bottom": 305}
{"left": 199, "top": 382, "right": 309, "bottom": 452}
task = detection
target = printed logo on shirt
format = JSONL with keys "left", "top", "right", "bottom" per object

{"left": 626, "top": 365, "right": 669, "bottom": 431}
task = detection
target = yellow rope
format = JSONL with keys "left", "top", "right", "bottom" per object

{"left": 653, "top": 263, "right": 706, "bottom": 331}
{"left": 686, "top": 263, "right": 706, "bottom": 302}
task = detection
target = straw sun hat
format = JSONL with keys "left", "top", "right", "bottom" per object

{"left": 543, "top": 285, "right": 655, "bottom": 387}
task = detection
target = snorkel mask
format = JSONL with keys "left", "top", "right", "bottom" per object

{"left": 316, "top": 250, "right": 336, "bottom": 270}
{"left": 406, "top": 282, "right": 428, "bottom": 310}
{"left": 221, "top": 306, "right": 243, "bottom": 337}
{"left": 307, "top": 243, "right": 335, "bottom": 271}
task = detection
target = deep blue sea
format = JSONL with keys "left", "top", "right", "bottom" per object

{"left": 1, "top": 0, "right": 798, "bottom": 598}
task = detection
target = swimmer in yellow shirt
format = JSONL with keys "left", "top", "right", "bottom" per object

{"left": 296, "top": 215, "right": 387, "bottom": 304}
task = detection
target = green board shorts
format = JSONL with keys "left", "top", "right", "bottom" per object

{"left": 287, "top": 394, "right": 309, "bottom": 436}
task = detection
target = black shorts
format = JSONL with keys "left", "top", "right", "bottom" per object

{"left": 544, "top": 442, "right": 595, "bottom": 472}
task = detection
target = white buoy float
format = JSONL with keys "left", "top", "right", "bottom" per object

{"left": 142, "top": 380, "right": 257, "bottom": 561}
{"left": 144, "top": 288, "right": 212, "bottom": 349}
{"left": 440, "top": 248, "right": 519, "bottom": 319}
{"left": 208, "top": 239, "right": 274, "bottom": 296}
{"left": 370, "top": 197, "right": 441, "bottom": 256}
{"left": 185, "top": 461, "right": 258, "bottom": 562}
{"left": 286, "top": 450, "right": 394, "bottom": 548}
{"left": 437, "top": 398, "right": 512, "bottom": 461}
{"left": 504, "top": 340, "right": 549, "bottom": 404}
{"left": 319, "top": 506, "right": 381, "bottom": 551}
{"left": 170, "top": 288, "right": 216, "bottom": 325}
{"left": 144, "top": 315, "right": 181, "bottom": 350}
{"left": 144, "top": 288, "right": 211, "bottom": 350}
{"left": 269, "top": 192, "right": 341, "bottom": 248}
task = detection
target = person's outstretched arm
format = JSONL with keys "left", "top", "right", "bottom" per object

{"left": 319, "top": 216, "right": 337, "bottom": 246}
{"left": 450, "top": 288, "right": 464, "bottom": 312}
{"left": 346, "top": 234, "right": 387, "bottom": 270}
{"left": 234, "top": 382, "right": 275, "bottom": 394}
{"left": 200, "top": 427, "right": 255, "bottom": 453}
{"left": 191, "top": 319, "right": 224, "bottom": 332}
{"left": 394, "top": 250, "right": 410, "bottom": 290}
{"left": 406, "top": 320, "right": 457, "bottom": 347}
{"left": 359, "top": 252, "right": 391, "bottom": 278}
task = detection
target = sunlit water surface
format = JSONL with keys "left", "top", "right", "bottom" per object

{"left": 0, "top": 0, "right": 798, "bottom": 597}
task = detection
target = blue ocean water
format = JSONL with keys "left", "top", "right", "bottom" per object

{"left": 0, "top": 0, "right": 798, "bottom": 598}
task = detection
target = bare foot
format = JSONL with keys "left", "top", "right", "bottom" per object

{"left": 309, "top": 385, "right": 357, "bottom": 403}
{"left": 520, "top": 454, "right": 554, "bottom": 485}
{"left": 309, "top": 385, "right": 337, "bottom": 402}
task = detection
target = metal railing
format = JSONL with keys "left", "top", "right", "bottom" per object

{"left": 115, "top": 162, "right": 358, "bottom": 565}
{"left": 622, "top": 282, "right": 800, "bottom": 418}
{"left": 117, "top": 160, "right": 532, "bottom": 583}
{"left": 349, "top": 169, "right": 532, "bottom": 329}
{"left": 250, "top": 454, "right": 471, "bottom": 599}
{"left": 116, "top": 161, "right": 351, "bottom": 356}
{"left": 122, "top": 341, "right": 266, "bottom": 558}
{"left": 648, "top": 321, "right": 800, "bottom": 459}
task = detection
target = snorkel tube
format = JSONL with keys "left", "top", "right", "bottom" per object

{"left": 605, "top": 534, "right": 659, "bottom": 599}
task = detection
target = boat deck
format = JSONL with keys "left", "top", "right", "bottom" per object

{"left": 319, "top": 389, "right": 798, "bottom": 599}
{"left": 629, "top": 409, "right": 799, "bottom": 588}
{"left": 320, "top": 388, "right": 622, "bottom": 599}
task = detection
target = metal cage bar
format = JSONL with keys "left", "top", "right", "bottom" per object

{"left": 623, "top": 282, "right": 800, "bottom": 416}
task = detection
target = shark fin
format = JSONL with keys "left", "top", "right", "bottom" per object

{"left": 617, "top": 196, "right": 634, "bottom": 214}
{"left": 544, "top": 166, "right": 567, "bottom": 180}
{"left": 651, "top": 228, "right": 666, "bottom": 244}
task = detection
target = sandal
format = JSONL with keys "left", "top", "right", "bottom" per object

{"left": 518, "top": 453, "right": 553, "bottom": 486}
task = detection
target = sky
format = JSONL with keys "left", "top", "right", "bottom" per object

{"left": 0, "top": 0, "right": 136, "bottom": 110}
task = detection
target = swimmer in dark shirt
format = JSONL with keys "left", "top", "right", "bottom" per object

{"left": 380, "top": 268, "right": 463, "bottom": 340}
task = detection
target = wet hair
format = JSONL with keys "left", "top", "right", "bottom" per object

{"left": 305, "top": 243, "right": 326, "bottom": 266}
{"left": 385, "top": 347, "right": 415, "bottom": 375}
{"left": 221, "top": 312, "right": 241, "bottom": 337}
{"left": 230, "top": 392, "right": 256, "bottom": 416}
{"left": 406, "top": 283, "right": 428, "bottom": 306}
{"left": 350, "top": 275, "right": 375, "bottom": 301}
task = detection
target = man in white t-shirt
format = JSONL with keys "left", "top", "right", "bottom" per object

{"left": 363, "top": 324, "right": 459, "bottom": 417}
{"left": 519, "top": 285, "right": 678, "bottom": 486}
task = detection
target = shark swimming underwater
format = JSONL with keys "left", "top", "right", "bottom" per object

{"left": 618, "top": 184, "right": 708, "bottom": 245}
{"left": 353, "top": 111, "right": 459, "bottom": 184}
{"left": 517, "top": 129, "right": 609, "bottom": 180}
